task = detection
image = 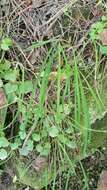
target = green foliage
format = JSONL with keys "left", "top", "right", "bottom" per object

{"left": 49, "top": 126, "right": 59, "bottom": 137}
{"left": 19, "top": 140, "right": 34, "bottom": 156}
{"left": 100, "top": 46, "right": 107, "bottom": 55}
{"left": 36, "top": 142, "right": 51, "bottom": 156}
{"left": 4, "top": 70, "right": 19, "bottom": 82}
{"left": 19, "top": 80, "right": 33, "bottom": 94}
{"left": 58, "top": 134, "right": 77, "bottom": 149}
{"left": 1, "top": 37, "right": 13, "bottom": 50}
{"left": 90, "top": 15, "right": 107, "bottom": 56}
{"left": 19, "top": 122, "right": 26, "bottom": 140}
{"left": 0, "top": 37, "right": 104, "bottom": 169}
{"left": 0, "top": 137, "right": 9, "bottom": 160}
{"left": 4, "top": 83, "right": 18, "bottom": 94}
{"left": 0, "top": 137, "right": 9, "bottom": 148}
{"left": 0, "top": 149, "right": 8, "bottom": 160}
{"left": 90, "top": 16, "right": 107, "bottom": 41}
{"left": 32, "top": 133, "right": 41, "bottom": 142}
{"left": 10, "top": 142, "right": 20, "bottom": 150}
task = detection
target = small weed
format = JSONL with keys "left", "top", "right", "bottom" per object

{"left": 90, "top": 15, "right": 107, "bottom": 55}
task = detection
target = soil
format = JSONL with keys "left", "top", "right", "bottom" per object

{"left": 50, "top": 146, "right": 107, "bottom": 190}
{"left": 0, "top": 147, "right": 106, "bottom": 190}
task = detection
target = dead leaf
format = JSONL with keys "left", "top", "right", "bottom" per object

{"left": 49, "top": 71, "right": 67, "bottom": 81}
{"left": 97, "top": 170, "right": 107, "bottom": 190}
{"left": 49, "top": 71, "right": 57, "bottom": 81}
{"left": 32, "top": 157, "right": 47, "bottom": 172}
{"left": 99, "top": 29, "right": 107, "bottom": 45}
{"left": 0, "top": 88, "right": 7, "bottom": 109}
{"left": 19, "top": 0, "right": 45, "bottom": 8}
{"left": 32, "top": 0, "right": 46, "bottom": 8}
{"left": 19, "top": 0, "right": 32, "bottom": 6}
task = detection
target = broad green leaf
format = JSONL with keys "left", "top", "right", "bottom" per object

{"left": 18, "top": 103, "right": 26, "bottom": 115}
{"left": 34, "top": 106, "right": 44, "bottom": 119}
{"left": 41, "top": 129, "right": 48, "bottom": 138}
{"left": 58, "top": 134, "right": 76, "bottom": 149}
{"left": 41, "top": 142, "right": 51, "bottom": 156}
{"left": 19, "top": 131, "right": 26, "bottom": 140}
{"left": 100, "top": 46, "right": 107, "bottom": 55}
{"left": 32, "top": 133, "right": 41, "bottom": 142}
{"left": 19, "top": 80, "right": 33, "bottom": 94}
{"left": 27, "top": 140, "right": 34, "bottom": 151}
{"left": 36, "top": 144, "right": 43, "bottom": 153}
{"left": 10, "top": 142, "right": 19, "bottom": 150}
{"left": 65, "top": 127, "right": 74, "bottom": 134}
{"left": 0, "top": 137, "right": 9, "bottom": 148}
{"left": 36, "top": 143, "right": 51, "bottom": 156}
{"left": 0, "top": 149, "right": 8, "bottom": 160}
{"left": 102, "top": 16, "right": 107, "bottom": 21}
{"left": 7, "top": 93, "right": 17, "bottom": 104}
{"left": 14, "top": 138, "right": 22, "bottom": 147}
{"left": 4, "top": 70, "right": 18, "bottom": 82}
{"left": 19, "top": 123, "right": 26, "bottom": 131}
{"left": 66, "top": 141, "right": 77, "bottom": 149}
{"left": 49, "top": 126, "right": 59, "bottom": 137}
{"left": 0, "top": 59, "right": 11, "bottom": 71}
{"left": 0, "top": 79, "right": 3, "bottom": 88}
{"left": 63, "top": 104, "right": 71, "bottom": 115}
{"left": 13, "top": 175, "right": 17, "bottom": 183}
{"left": 19, "top": 147, "right": 29, "bottom": 156}
{"left": 1, "top": 38, "right": 13, "bottom": 50}
{"left": 4, "top": 83, "right": 18, "bottom": 94}
{"left": 58, "top": 134, "right": 68, "bottom": 144}
{"left": 0, "top": 28, "right": 3, "bottom": 39}
{"left": 19, "top": 140, "right": 34, "bottom": 156}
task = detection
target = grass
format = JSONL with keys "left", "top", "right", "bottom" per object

{"left": 0, "top": 37, "right": 106, "bottom": 188}
{"left": 0, "top": 40, "right": 105, "bottom": 188}
{"left": 1, "top": 0, "right": 107, "bottom": 189}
